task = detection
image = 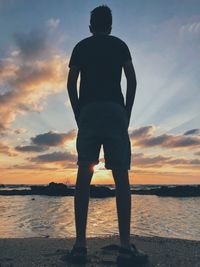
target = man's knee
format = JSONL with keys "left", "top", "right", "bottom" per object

{"left": 112, "top": 168, "right": 129, "bottom": 184}
{"left": 76, "top": 164, "right": 94, "bottom": 184}
{"left": 112, "top": 168, "right": 128, "bottom": 176}
{"left": 78, "top": 164, "right": 94, "bottom": 175}
{"left": 76, "top": 165, "right": 94, "bottom": 186}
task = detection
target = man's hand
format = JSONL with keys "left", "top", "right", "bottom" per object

{"left": 67, "top": 65, "right": 80, "bottom": 126}
{"left": 123, "top": 60, "right": 137, "bottom": 127}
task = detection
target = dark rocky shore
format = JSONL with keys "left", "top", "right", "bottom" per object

{"left": 1, "top": 235, "right": 200, "bottom": 267}
{"left": 0, "top": 182, "right": 200, "bottom": 197}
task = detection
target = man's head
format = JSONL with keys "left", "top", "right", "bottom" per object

{"left": 89, "top": 5, "right": 112, "bottom": 35}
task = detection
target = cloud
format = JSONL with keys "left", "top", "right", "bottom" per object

{"left": 13, "top": 29, "right": 50, "bottom": 60}
{"left": 14, "top": 128, "right": 27, "bottom": 134}
{"left": 8, "top": 164, "right": 59, "bottom": 170}
{"left": 30, "top": 151, "right": 76, "bottom": 163}
{"left": 15, "top": 145, "right": 47, "bottom": 152}
{"left": 184, "top": 129, "right": 200, "bottom": 135}
{"left": 129, "top": 125, "right": 155, "bottom": 138}
{"left": 130, "top": 126, "right": 200, "bottom": 149}
{"left": 31, "top": 130, "right": 76, "bottom": 147}
{"left": 0, "top": 141, "right": 17, "bottom": 156}
{"left": 132, "top": 152, "right": 200, "bottom": 169}
{"left": 180, "top": 21, "right": 200, "bottom": 35}
{"left": 13, "top": 129, "right": 76, "bottom": 156}
{"left": 47, "top": 18, "right": 60, "bottom": 30}
{"left": 133, "top": 153, "right": 171, "bottom": 168}
{"left": 0, "top": 58, "right": 16, "bottom": 85}
{"left": 0, "top": 22, "right": 69, "bottom": 133}
{"left": 136, "top": 134, "right": 200, "bottom": 149}
{"left": 168, "top": 158, "right": 200, "bottom": 165}
{"left": 0, "top": 54, "right": 67, "bottom": 131}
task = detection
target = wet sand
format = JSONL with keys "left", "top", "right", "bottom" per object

{"left": 0, "top": 235, "right": 199, "bottom": 267}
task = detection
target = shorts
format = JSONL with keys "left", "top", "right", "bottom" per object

{"left": 76, "top": 101, "right": 131, "bottom": 170}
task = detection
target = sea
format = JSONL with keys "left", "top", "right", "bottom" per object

{"left": 0, "top": 184, "right": 200, "bottom": 241}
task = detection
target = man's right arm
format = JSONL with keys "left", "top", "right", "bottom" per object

{"left": 123, "top": 60, "right": 137, "bottom": 126}
{"left": 67, "top": 66, "right": 80, "bottom": 125}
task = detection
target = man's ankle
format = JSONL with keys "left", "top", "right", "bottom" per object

{"left": 74, "top": 240, "right": 87, "bottom": 248}
{"left": 120, "top": 243, "right": 131, "bottom": 250}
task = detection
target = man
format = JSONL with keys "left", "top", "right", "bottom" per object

{"left": 67, "top": 5, "right": 148, "bottom": 266}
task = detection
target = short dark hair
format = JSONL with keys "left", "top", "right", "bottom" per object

{"left": 90, "top": 5, "right": 112, "bottom": 33}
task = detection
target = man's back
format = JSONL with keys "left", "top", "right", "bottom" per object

{"left": 68, "top": 34, "right": 132, "bottom": 110}
{"left": 67, "top": 7, "right": 147, "bottom": 266}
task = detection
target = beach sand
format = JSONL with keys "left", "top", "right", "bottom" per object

{"left": 0, "top": 235, "right": 199, "bottom": 267}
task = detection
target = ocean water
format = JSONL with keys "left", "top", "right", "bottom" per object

{"left": 0, "top": 187, "right": 200, "bottom": 241}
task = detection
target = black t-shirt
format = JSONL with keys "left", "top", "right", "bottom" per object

{"left": 68, "top": 34, "right": 132, "bottom": 110}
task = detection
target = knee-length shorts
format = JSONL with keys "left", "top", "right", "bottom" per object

{"left": 76, "top": 101, "right": 131, "bottom": 170}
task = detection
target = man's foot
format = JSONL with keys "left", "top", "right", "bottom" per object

{"left": 68, "top": 244, "right": 87, "bottom": 264}
{"left": 117, "top": 243, "right": 148, "bottom": 266}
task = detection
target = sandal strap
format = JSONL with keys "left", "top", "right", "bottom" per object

{"left": 68, "top": 245, "right": 88, "bottom": 264}
{"left": 71, "top": 245, "right": 87, "bottom": 254}
{"left": 119, "top": 243, "right": 138, "bottom": 255}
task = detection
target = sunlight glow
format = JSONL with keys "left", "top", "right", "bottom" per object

{"left": 94, "top": 162, "right": 105, "bottom": 171}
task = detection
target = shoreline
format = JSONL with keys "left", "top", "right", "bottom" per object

{"left": 0, "top": 235, "right": 199, "bottom": 266}
{"left": 1, "top": 182, "right": 200, "bottom": 197}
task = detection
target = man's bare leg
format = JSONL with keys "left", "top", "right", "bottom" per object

{"left": 74, "top": 165, "right": 93, "bottom": 248}
{"left": 112, "top": 169, "right": 131, "bottom": 249}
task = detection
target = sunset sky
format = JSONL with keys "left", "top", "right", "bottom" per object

{"left": 0, "top": 0, "right": 200, "bottom": 185}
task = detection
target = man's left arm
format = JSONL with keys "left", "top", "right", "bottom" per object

{"left": 123, "top": 60, "right": 137, "bottom": 126}
{"left": 67, "top": 66, "right": 80, "bottom": 126}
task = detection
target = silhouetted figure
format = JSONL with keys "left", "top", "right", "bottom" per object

{"left": 67, "top": 5, "right": 148, "bottom": 265}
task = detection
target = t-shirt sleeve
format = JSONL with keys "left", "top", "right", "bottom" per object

{"left": 68, "top": 43, "right": 82, "bottom": 68}
{"left": 121, "top": 41, "right": 132, "bottom": 65}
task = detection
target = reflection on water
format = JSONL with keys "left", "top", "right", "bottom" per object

{"left": 0, "top": 195, "right": 199, "bottom": 240}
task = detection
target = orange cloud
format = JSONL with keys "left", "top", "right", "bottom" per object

{"left": 30, "top": 151, "right": 76, "bottom": 163}
{"left": 132, "top": 152, "right": 200, "bottom": 169}
{"left": 130, "top": 125, "right": 200, "bottom": 150}
{"left": 15, "top": 145, "right": 47, "bottom": 153}
{"left": 31, "top": 130, "right": 76, "bottom": 147}
{"left": 0, "top": 55, "right": 67, "bottom": 131}
{"left": 0, "top": 26, "right": 69, "bottom": 132}
{"left": 0, "top": 141, "right": 17, "bottom": 156}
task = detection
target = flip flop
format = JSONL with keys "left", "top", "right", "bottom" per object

{"left": 117, "top": 243, "right": 148, "bottom": 266}
{"left": 68, "top": 245, "right": 87, "bottom": 264}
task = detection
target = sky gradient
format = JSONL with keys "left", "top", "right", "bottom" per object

{"left": 0, "top": 0, "right": 200, "bottom": 184}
